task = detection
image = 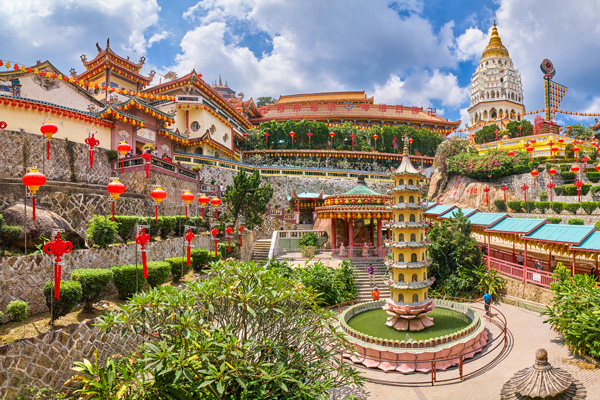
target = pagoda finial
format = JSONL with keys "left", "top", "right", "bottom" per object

{"left": 403, "top": 132, "right": 409, "bottom": 155}
{"left": 493, "top": 19, "right": 496, "bottom": 27}
{"left": 219, "top": 75, "right": 222, "bottom": 86}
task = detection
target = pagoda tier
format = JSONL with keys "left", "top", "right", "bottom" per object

{"left": 383, "top": 139, "right": 434, "bottom": 331}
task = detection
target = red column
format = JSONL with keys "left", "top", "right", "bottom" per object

{"left": 572, "top": 251, "right": 576, "bottom": 275}
{"left": 349, "top": 218, "right": 354, "bottom": 259}
{"left": 331, "top": 218, "right": 337, "bottom": 255}
{"left": 523, "top": 241, "right": 528, "bottom": 284}
{"left": 370, "top": 220, "right": 375, "bottom": 243}
{"left": 377, "top": 218, "right": 382, "bottom": 257}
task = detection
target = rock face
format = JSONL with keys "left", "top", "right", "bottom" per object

{"left": 2, "top": 200, "right": 84, "bottom": 249}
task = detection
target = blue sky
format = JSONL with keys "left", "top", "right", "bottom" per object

{"left": 1, "top": 0, "right": 600, "bottom": 131}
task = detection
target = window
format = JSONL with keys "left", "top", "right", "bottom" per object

{"left": 423, "top": 271, "right": 427, "bottom": 280}
{"left": 412, "top": 294, "right": 419, "bottom": 303}
{"left": 411, "top": 253, "right": 417, "bottom": 262}
{"left": 191, "top": 121, "right": 200, "bottom": 132}
{"left": 410, "top": 233, "right": 416, "bottom": 241}
{"left": 398, "top": 273, "right": 404, "bottom": 282}
{"left": 412, "top": 273, "right": 418, "bottom": 282}
{"left": 399, "top": 233, "right": 405, "bottom": 241}
{"left": 399, "top": 214, "right": 405, "bottom": 222}
{"left": 399, "top": 179, "right": 404, "bottom": 185}
{"left": 398, "top": 293, "right": 405, "bottom": 302}
{"left": 409, "top": 196, "right": 414, "bottom": 203}
{"left": 399, "top": 196, "right": 405, "bottom": 203}
{"left": 398, "top": 253, "right": 404, "bottom": 262}
{"left": 410, "top": 214, "right": 416, "bottom": 222}
{"left": 408, "top": 179, "right": 414, "bottom": 185}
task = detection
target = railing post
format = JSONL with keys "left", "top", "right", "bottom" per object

{"left": 431, "top": 361, "right": 436, "bottom": 385}
{"left": 459, "top": 354, "right": 463, "bottom": 380}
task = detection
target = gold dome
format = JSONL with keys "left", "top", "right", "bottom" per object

{"left": 482, "top": 22, "right": 509, "bottom": 59}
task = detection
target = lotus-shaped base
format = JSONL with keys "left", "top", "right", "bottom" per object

{"left": 382, "top": 298, "right": 435, "bottom": 331}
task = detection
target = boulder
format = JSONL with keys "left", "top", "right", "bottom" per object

{"left": 1, "top": 200, "right": 85, "bottom": 249}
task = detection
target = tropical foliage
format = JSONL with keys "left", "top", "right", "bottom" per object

{"left": 447, "top": 149, "right": 529, "bottom": 181}
{"left": 223, "top": 171, "right": 273, "bottom": 229}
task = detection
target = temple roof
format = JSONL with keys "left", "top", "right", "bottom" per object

{"left": 482, "top": 22, "right": 509, "bottom": 59}
{"left": 524, "top": 224, "right": 594, "bottom": 244}
{"left": 287, "top": 190, "right": 326, "bottom": 201}
{"left": 392, "top": 150, "right": 423, "bottom": 177}
{"left": 276, "top": 91, "right": 372, "bottom": 104}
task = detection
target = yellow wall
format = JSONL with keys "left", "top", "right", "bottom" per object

{"left": 389, "top": 288, "right": 428, "bottom": 303}
{"left": 167, "top": 106, "right": 234, "bottom": 155}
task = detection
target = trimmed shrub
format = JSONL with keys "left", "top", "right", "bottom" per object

{"left": 564, "top": 185, "right": 578, "bottom": 196}
{"left": 590, "top": 186, "right": 600, "bottom": 196}
{"left": 586, "top": 171, "right": 600, "bottom": 183}
{"left": 165, "top": 257, "right": 190, "bottom": 282}
{"left": 535, "top": 201, "right": 551, "bottom": 214}
{"left": 106, "top": 150, "right": 118, "bottom": 161}
{"left": 530, "top": 161, "right": 540, "bottom": 171}
{"left": 159, "top": 216, "right": 175, "bottom": 238}
{"left": 189, "top": 216, "right": 204, "bottom": 229}
{"left": 86, "top": 215, "right": 118, "bottom": 248}
{"left": 538, "top": 191, "right": 548, "bottom": 201}
{"left": 596, "top": 220, "right": 600, "bottom": 230}
{"left": 568, "top": 218, "right": 585, "bottom": 225}
{"left": 521, "top": 201, "right": 535, "bottom": 213}
{"left": 546, "top": 216, "right": 562, "bottom": 224}
{"left": 173, "top": 216, "right": 188, "bottom": 236}
{"left": 581, "top": 202, "right": 598, "bottom": 215}
{"left": 43, "top": 281, "right": 82, "bottom": 322}
{"left": 111, "top": 264, "right": 147, "bottom": 299}
{"left": 507, "top": 201, "right": 522, "bottom": 212}
{"left": 146, "top": 261, "right": 171, "bottom": 288}
{"left": 494, "top": 199, "right": 507, "bottom": 212}
{"left": 218, "top": 242, "right": 236, "bottom": 259}
{"left": 71, "top": 268, "right": 114, "bottom": 312}
{"left": 537, "top": 165, "right": 545, "bottom": 172}
{"left": 551, "top": 202, "right": 564, "bottom": 214}
{"left": 6, "top": 300, "right": 28, "bottom": 322}
{"left": 0, "top": 225, "right": 22, "bottom": 243}
{"left": 582, "top": 184, "right": 592, "bottom": 196}
{"left": 554, "top": 186, "right": 565, "bottom": 196}
{"left": 563, "top": 203, "right": 580, "bottom": 214}
{"left": 148, "top": 217, "right": 163, "bottom": 239}
{"left": 559, "top": 164, "right": 572, "bottom": 172}
{"left": 114, "top": 216, "right": 138, "bottom": 243}
{"left": 513, "top": 164, "right": 529, "bottom": 174}
{"left": 190, "top": 248, "right": 210, "bottom": 272}
{"left": 560, "top": 172, "right": 576, "bottom": 183}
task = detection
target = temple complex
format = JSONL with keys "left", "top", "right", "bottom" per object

{"left": 383, "top": 138, "right": 435, "bottom": 331}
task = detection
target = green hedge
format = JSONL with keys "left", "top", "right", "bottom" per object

{"left": 147, "top": 261, "right": 171, "bottom": 288}
{"left": 507, "top": 201, "right": 522, "bottom": 212}
{"left": 591, "top": 186, "right": 600, "bottom": 196}
{"left": 6, "top": 300, "right": 28, "bottom": 322}
{"left": 546, "top": 217, "right": 562, "bottom": 224}
{"left": 586, "top": 171, "right": 600, "bottom": 183}
{"left": 111, "top": 264, "right": 147, "bottom": 299}
{"left": 165, "top": 257, "right": 190, "bottom": 282}
{"left": 581, "top": 202, "right": 598, "bottom": 215}
{"left": 520, "top": 201, "right": 535, "bottom": 213}
{"left": 551, "top": 202, "right": 564, "bottom": 214}
{"left": 559, "top": 164, "right": 572, "bottom": 172}
{"left": 534, "top": 201, "right": 551, "bottom": 214}
{"left": 217, "top": 242, "right": 237, "bottom": 259}
{"left": 513, "top": 165, "right": 530, "bottom": 174}
{"left": 190, "top": 248, "right": 221, "bottom": 273}
{"left": 563, "top": 203, "right": 580, "bottom": 214}
{"left": 554, "top": 184, "right": 591, "bottom": 196}
{"left": 494, "top": 199, "right": 507, "bottom": 212}
{"left": 71, "top": 268, "right": 114, "bottom": 312}
{"left": 0, "top": 225, "right": 22, "bottom": 243}
{"left": 568, "top": 218, "right": 584, "bottom": 225}
{"left": 159, "top": 216, "right": 175, "bottom": 238}
{"left": 86, "top": 215, "right": 118, "bottom": 248}
{"left": 43, "top": 280, "right": 82, "bottom": 322}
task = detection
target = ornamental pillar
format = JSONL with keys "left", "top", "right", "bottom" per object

{"left": 349, "top": 218, "right": 354, "bottom": 259}
{"left": 377, "top": 218, "right": 383, "bottom": 257}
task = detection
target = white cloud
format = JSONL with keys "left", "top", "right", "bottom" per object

{"left": 148, "top": 31, "right": 170, "bottom": 46}
{"left": 454, "top": 27, "right": 488, "bottom": 62}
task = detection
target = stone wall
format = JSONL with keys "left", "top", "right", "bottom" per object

{"left": 0, "top": 317, "right": 140, "bottom": 399}
{"left": 501, "top": 275, "right": 554, "bottom": 305}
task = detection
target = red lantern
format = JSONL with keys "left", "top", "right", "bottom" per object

{"left": 239, "top": 224, "right": 244, "bottom": 247}
{"left": 483, "top": 186, "right": 490, "bottom": 203}
{"left": 225, "top": 225, "right": 234, "bottom": 252}
{"left": 573, "top": 146, "right": 581, "bottom": 161}
{"left": 40, "top": 122, "right": 58, "bottom": 160}
{"left": 530, "top": 139, "right": 537, "bottom": 145}
{"left": 507, "top": 150, "right": 515, "bottom": 166}
{"left": 198, "top": 194, "right": 210, "bottom": 218}
{"left": 181, "top": 191, "right": 194, "bottom": 219}
{"left": 150, "top": 187, "right": 167, "bottom": 221}
{"left": 595, "top": 164, "right": 600, "bottom": 173}
{"left": 526, "top": 146, "right": 534, "bottom": 162}
{"left": 547, "top": 182, "right": 556, "bottom": 202}
{"left": 349, "top": 133, "right": 356, "bottom": 149}
{"left": 571, "top": 165, "right": 580, "bottom": 174}
{"left": 211, "top": 226, "right": 219, "bottom": 257}
{"left": 135, "top": 228, "right": 151, "bottom": 278}
{"left": 211, "top": 197, "right": 222, "bottom": 219}
{"left": 581, "top": 156, "right": 590, "bottom": 173}
{"left": 84, "top": 134, "right": 100, "bottom": 169}
{"left": 23, "top": 169, "right": 46, "bottom": 221}
{"left": 307, "top": 131, "right": 313, "bottom": 146}
{"left": 264, "top": 131, "right": 270, "bottom": 147}
{"left": 521, "top": 184, "right": 529, "bottom": 203}
{"left": 373, "top": 134, "right": 379, "bottom": 151}
{"left": 329, "top": 131, "right": 335, "bottom": 147}
{"left": 548, "top": 168, "right": 557, "bottom": 180}
{"left": 501, "top": 184, "right": 508, "bottom": 203}
{"left": 116, "top": 141, "right": 131, "bottom": 173}
{"left": 531, "top": 170, "right": 539, "bottom": 186}
{"left": 518, "top": 125, "right": 523, "bottom": 135}
{"left": 43, "top": 232, "right": 73, "bottom": 299}
{"left": 141, "top": 151, "right": 152, "bottom": 178}
{"left": 551, "top": 147, "right": 559, "bottom": 162}
{"left": 494, "top": 130, "right": 499, "bottom": 141}
{"left": 185, "top": 228, "right": 195, "bottom": 267}
{"left": 106, "top": 178, "right": 126, "bottom": 221}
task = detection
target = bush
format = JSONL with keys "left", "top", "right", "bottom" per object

{"left": 582, "top": 184, "right": 592, "bottom": 196}
{"left": 559, "top": 164, "right": 572, "bottom": 172}
{"left": 111, "top": 265, "right": 147, "bottom": 299}
{"left": 507, "top": 201, "right": 522, "bottom": 212}
{"left": 563, "top": 203, "right": 580, "bottom": 214}
{"left": 551, "top": 202, "right": 564, "bottom": 214}
{"left": 159, "top": 216, "right": 175, "bottom": 238}
{"left": 146, "top": 261, "right": 171, "bottom": 288}
{"left": 447, "top": 149, "right": 529, "bottom": 180}
{"left": 561, "top": 172, "right": 576, "bottom": 183}
{"left": 538, "top": 191, "right": 548, "bottom": 201}
{"left": 535, "top": 201, "right": 551, "bottom": 214}
{"left": 86, "top": 215, "right": 118, "bottom": 248}
{"left": 546, "top": 216, "right": 562, "bottom": 224}
{"left": 299, "top": 232, "right": 319, "bottom": 248}
{"left": 0, "top": 225, "right": 22, "bottom": 243}
{"left": 165, "top": 257, "right": 190, "bottom": 282}
{"left": 218, "top": 242, "right": 236, "bottom": 259}
{"left": 537, "top": 165, "right": 545, "bottom": 172}
{"left": 554, "top": 186, "right": 565, "bottom": 196}
{"left": 591, "top": 186, "right": 600, "bottom": 196}
{"left": 586, "top": 171, "right": 600, "bottom": 183}
{"left": 581, "top": 202, "right": 598, "bottom": 215}
{"left": 173, "top": 216, "right": 188, "bottom": 236}
{"left": 6, "top": 300, "right": 28, "bottom": 322}
{"left": 71, "top": 269, "right": 114, "bottom": 313}
{"left": 148, "top": 217, "right": 163, "bottom": 239}
{"left": 494, "top": 199, "right": 507, "bottom": 212}
{"left": 513, "top": 164, "right": 530, "bottom": 174}
{"left": 596, "top": 220, "right": 600, "bottom": 230}
{"left": 114, "top": 216, "right": 138, "bottom": 243}
{"left": 521, "top": 201, "right": 535, "bottom": 213}
{"left": 43, "top": 281, "right": 82, "bottom": 322}
{"left": 568, "top": 218, "right": 585, "bottom": 225}
{"left": 190, "top": 248, "right": 210, "bottom": 272}
{"left": 106, "top": 150, "right": 118, "bottom": 161}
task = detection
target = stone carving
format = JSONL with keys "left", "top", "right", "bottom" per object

{"left": 118, "top": 130, "right": 130, "bottom": 139}
{"left": 161, "top": 144, "right": 169, "bottom": 152}
{"left": 32, "top": 73, "right": 62, "bottom": 91}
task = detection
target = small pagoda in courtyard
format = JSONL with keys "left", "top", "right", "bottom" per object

{"left": 383, "top": 137, "right": 435, "bottom": 331}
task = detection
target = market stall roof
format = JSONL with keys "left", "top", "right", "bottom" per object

{"left": 439, "top": 208, "right": 479, "bottom": 220}
{"left": 485, "top": 218, "right": 546, "bottom": 235}
{"left": 571, "top": 231, "right": 600, "bottom": 252}
{"left": 423, "top": 204, "right": 457, "bottom": 217}
{"left": 524, "top": 224, "right": 595, "bottom": 244}
{"left": 467, "top": 212, "right": 510, "bottom": 228}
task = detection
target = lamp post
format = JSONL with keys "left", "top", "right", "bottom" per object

{"left": 501, "top": 184, "right": 508, "bottom": 203}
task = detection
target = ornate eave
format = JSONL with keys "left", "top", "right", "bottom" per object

{"left": 384, "top": 259, "right": 433, "bottom": 270}
{"left": 385, "top": 240, "right": 430, "bottom": 249}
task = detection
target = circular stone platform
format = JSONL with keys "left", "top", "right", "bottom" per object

{"left": 339, "top": 299, "right": 489, "bottom": 373}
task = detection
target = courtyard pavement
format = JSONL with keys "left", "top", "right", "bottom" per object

{"left": 331, "top": 301, "right": 600, "bottom": 400}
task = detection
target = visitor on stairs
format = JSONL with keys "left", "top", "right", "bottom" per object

{"left": 366, "top": 263, "right": 377, "bottom": 285}
{"left": 371, "top": 287, "right": 380, "bottom": 301}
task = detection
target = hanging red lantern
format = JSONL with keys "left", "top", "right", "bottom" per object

{"left": 264, "top": 131, "right": 270, "bottom": 147}
{"left": 185, "top": 228, "right": 195, "bottom": 266}
{"left": 518, "top": 126, "right": 523, "bottom": 135}
{"left": 547, "top": 181, "right": 556, "bottom": 203}
{"left": 116, "top": 141, "right": 131, "bottom": 173}
{"left": 181, "top": 191, "right": 194, "bottom": 219}
{"left": 84, "top": 133, "right": 100, "bottom": 169}
{"left": 106, "top": 178, "right": 126, "bottom": 221}
{"left": 373, "top": 134, "right": 379, "bottom": 151}
{"left": 150, "top": 187, "right": 167, "bottom": 221}
{"left": 43, "top": 232, "right": 73, "bottom": 299}
{"left": 521, "top": 184, "right": 529, "bottom": 203}
{"left": 595, "top": 164, "right": 600, "bottom": 173}
{"left": 571, "top": 165, "right": 580, "bottom": 174}
{"left": 329, "top": 131, "right": 335, "bottom": 147}
{"left": 530, "top": 139, "right": 537, "bottom": 145}
{"left": 526, "top": 145, "right": 534, "bottom": 162}
{"left": 550, "top": 146, "right": 559, "bottom": 162}
{"left": 501, "top": 184, "right": 508, "bottom": 203}
{"left": 507, "top": 150, "right": 515, "bottom": 166}
{"left": 483, "top": 186, "right": 490, "bottom": 203}
{"left": 23, "top": 169, "right": 46, "bottom": 221}
{"left": 494, "top": 130, "right": 499, "bottom": 141}
{"left": 225, "top": 225, "right": 234, "bottom": 252}
{"left": 211, "top": 197, "right": 222, "bottom": 219}
{"left": 40, "top": 122, "right": 58, "bottom": 160}
{"left": 531, "top": 170, "right": 539, "bottom": 186}
{"left": 575, "top": 180, "right": 584, "bottom": 203}
{"left": 573, "top": 146, "right": 580, "bottom": 161}
{"left": 581, "top": 156, "right": 590, "bottom": 173}
{"left": 141, "top": 151, "right": 152, "bottom": 178}
{"left": 349, "top": 133, "right": 356, "bottom": 149}
{"left": 307, "top": 131, "right": 313, "bottom": 146}
{"left": 135, "top": 228, "right": 151, "bottom": 278}
{"left": 548, "top": 168, "right": 557, "bottom": 181}
{"left": 211, "top": 226, "right": 219, "bottom": 257}
{"left": 198, "top": 194, "right": 210, "bottom": 218}
{"left": 238, "top": 224, "right": 244, "bottom": 248}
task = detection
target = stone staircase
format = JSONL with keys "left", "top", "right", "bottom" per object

{"left": 251, "top": 239, "right": 272, "bottom": 262}
{"left": 350, "top": 258, "right": 390, "bottom": 302}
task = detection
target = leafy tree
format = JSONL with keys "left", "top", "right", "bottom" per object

{"left": 77, "top": 261, "right": 363, "bottom": 399}
{"left": 506, "top": 120, "right": 533, "bottom": 137}
{"left": 255, "top": 96, "right": 276, "bottom": 107}
{"left": 474, "top": 124, "right": 500, "bottom": 144}
{"left": 223, "top": 171, "right": 273, "bottom": 229}
{"left": 569, "top": 124, "right": 593, "bottom": 140}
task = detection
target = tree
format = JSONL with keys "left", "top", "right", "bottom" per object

{"left": 568, "top": 124, "right": 593, "bottom": 140}
{"left": 74, "top": 261, "right": 363, "bottom": 399}
{"left": 223, "top": 170, "right": 273, "bottom": 229}
{"left": 506, "top": 120, "right": 533, "bottom": 137}
{"left": 256, "top": 96, "right": 277, "bottom": 107}
{"left": 474, "top": 124, "right": 500, "bottom": 144}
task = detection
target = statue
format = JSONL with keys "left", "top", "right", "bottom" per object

{"left": 339, "top": 243, "right": 347, "bottom": 256}
{"left": 353, "top": 219, "right": 370, "bottom": 244}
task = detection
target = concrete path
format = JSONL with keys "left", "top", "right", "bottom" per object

{"left": 331, "top": 301, "right": 599, "bottom": 400}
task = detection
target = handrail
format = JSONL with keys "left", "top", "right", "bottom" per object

{"left": 268, "top": 230, "right": 278, "bottom": 260}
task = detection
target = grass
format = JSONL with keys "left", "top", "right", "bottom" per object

{"left": 347, "top": 307, "right": 471, "bottom": 341}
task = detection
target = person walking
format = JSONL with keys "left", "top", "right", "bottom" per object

{"left": 535, "top": 259, "right": 543, "bottom": 271}
{"left": 371, "top": 286, "right": 380, "bottom": 301}
{"left": 483, "top": 291, "right": 492, "bottom": 319}
{"left": 366, "top": 263, "right": 377, "bottom": 285}
{"left": 516, "top": 252, "right": 524, "bottom": 266}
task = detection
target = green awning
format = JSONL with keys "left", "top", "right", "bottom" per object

{"left": 571, "top": 231, "right": 600, "bottom": 252}
{"left": 486, "top": 218, "right": 546, "bottom": 234}
{"left": 467, "top": 212, "right": 509, "bottom": 227}
{"left": 525, "top": 224, "right": 594, "bottom": 244}
{"left": 423, "top": 204, "right": 456, "bottom": 216}
{"left": 439, "top": 208, "right": 478, "bottom": 219}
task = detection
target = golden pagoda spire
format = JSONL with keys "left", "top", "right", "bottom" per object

{"left": 482, "top": 22, "right": 509, "bottom": 58}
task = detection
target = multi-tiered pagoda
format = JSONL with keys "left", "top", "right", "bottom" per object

{"left": 383, "top": 139, "right": 435, "bottom": 331}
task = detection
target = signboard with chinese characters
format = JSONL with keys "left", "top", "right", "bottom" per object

{"left": 137, "top": 128, "right": 156, "bottom": 142}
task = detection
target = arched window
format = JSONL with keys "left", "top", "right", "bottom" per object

{"left": 408, "top": 179, "right": 414, "bottom": 185}
{"left": 399, "top": 196, "right": 405, "bottom": 203}
{"left": 398, "top": 293, "right": 405, "bottom": 302}
{"left": 411, "top": 253, "right": 418, "bottom": 262}
{"left": 399, "top": 233, "right": 404, "bottom": 241}
{"left": 423, "top": 271, "right": 427, "bottom": 280}
{"left": 398, "top": 253, "right": 404, "bottom": 262}
{"left": 412, "top": 294, "right": 419, "bottom": 303}
{"left": 409, "top": 196, "right": 415, "bottom": 203}
{"left": 422, "top": 253, "right": 425, "bottom": 261}
{"left": 410, "top": 214, "right": 416, "bottom": 222}
{"left": 399, "top": 214, "right": 405, "bottom": 222}
{"left": 399, "top": 179, "right": 404, "bottom": 185}
{"left": 398, "top": 273, "right": 404, "bottom": 282}
{"left": 419, "top": 214, "right": 422, "bottom": 222}
{"left": 412, "top": 273, "right": 418, "bottom": 282}
{"left": 491, "top": 110, "right": 497, "bottom": 119}
{"left": 410, "top": 233, "right": 416, "bottom": 241}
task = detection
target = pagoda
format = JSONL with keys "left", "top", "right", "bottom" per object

{"left": 383, "top": 137, "right": 435, "bottom": 331}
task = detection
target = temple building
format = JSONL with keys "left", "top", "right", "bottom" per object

{"left": 250, "top": 91, "right": 460, "bottom": 138}
{"left": 383, "top": 139, "right": 435, "bottom": 331}
{"left": 467, "top": 22, "right": 525, "bottom": 130}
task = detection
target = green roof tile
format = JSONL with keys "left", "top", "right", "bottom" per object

{"left": 486, "top": 218, "right": 545, "bottom": 234}
{"left": 343, "top": 184, "right": 382, "bottom": 196}
{"left": 525, "top": 224, "right": 594, "bottom": 244}
{"left": 439, "top": 208, "right": 478, "bottom": 219}
{"left": 423, "top": 204, "right": 456, "bottom": 216}
{"left": 467, "top": 212, "right": 509, "bottom": 227}
{"left": 571, "top": 231, "right": 600, "bottom": 251}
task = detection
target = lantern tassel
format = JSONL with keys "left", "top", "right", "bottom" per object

{"left": 202, "top": 207, "right": 204, "bottom": 219}
{"left": 89, "top": 149, "right": 94, "bottom": 169}
{"left": 155, "top": 205, "right": 158, "bottom": 221}
{"left": 112, "top": 201, "right": 116, "bottom": 221}
{"left": 121, "top": 159, "right": 125, "bottom": 174}
{"left": 185, "top": 205, "right": 188, "bottom": 219}
{"left": 186, "top": 245, "right": 191, "bottom": 267}
{"left": 215, "top": 238, "right": 218, "bottom": 257}
{"left": 47, "top": 140, "right": 50, "bottom": 160}
{"left": 228, "top": 236, "right": 231, "bottom": 252}
{"left": 145, "top": 162, "right": 150, "bottom": 179}
{"left": 54, "top": 263, "right": 61, "bottom": 299}
{"left": 32, "top": 195, "right": 36, "bottom": 221}
{"left": 142, "top": 249, "right": 148, "bottom": 278}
